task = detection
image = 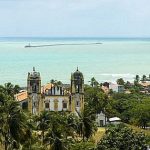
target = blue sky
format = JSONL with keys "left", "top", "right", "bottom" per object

{"left": 0, "top": 0, "right": 150, "bottom": 37}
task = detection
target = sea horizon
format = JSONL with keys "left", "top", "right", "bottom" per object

{"left": 0, "top": 37, "right": 150, "bottom": 86}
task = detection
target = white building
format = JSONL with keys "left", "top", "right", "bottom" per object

{"left": 96, "top": 111, "right": 107, "bottom": 127}
{"left": 44, "top": 84, "right": 70, "bottom": 111}
{"left": 109, "top": 83, "right": 124, "bottom": 93}
{"left": 109, "top": 117, "right": 121, "bottom": 125}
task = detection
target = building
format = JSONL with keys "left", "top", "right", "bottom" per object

{"left": 15, "top": 90, "right": 28, "bottom": 109}
{"left": 109, "top": 83, "right": 124, "bottom": 93}
{"left": 96, "top": 111, "right": 107, "bottom": 127}
{"left": 109, "top": 117, "right": 121, "bottom": 125}
{"left": 139, "top": 81, "right": 150, "bottom": 94}
{"left": 43, "top": 84, "right": 70, "bottom": 111}
{"left": 71, "top": 67, "right": 84, "bottom": 113}
{"left": 17, "top": 67, "right": 84, "bottom": 115}
{"left": 27, "top": 67, "right": 43, "bottom": 115}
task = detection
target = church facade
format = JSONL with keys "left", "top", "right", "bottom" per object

{"left": 26, "top": 67, "right": 84, "bottom": 115}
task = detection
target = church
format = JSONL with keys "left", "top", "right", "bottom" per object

{"left": 16, "top": 67, "right": 84, "bottom": 115}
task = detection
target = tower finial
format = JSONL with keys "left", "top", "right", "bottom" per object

{"left": 77, "top": 66, "right": 78, "bottom": 71}
{"left": 33, "top": 67, "right": 35, "bottom": 72}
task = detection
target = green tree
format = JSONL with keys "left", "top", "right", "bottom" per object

{"left": 135, "top": 75, "right": 140, "bottom": 83}
{"left": 22, "top": 115, "right": 37, "bottom": 150}
{"left": 148, "top": 74, "right": 150, "bottom": 81}
{"left": 116, "top": 78, "right": 125, "bottom": 85}
{"left": 44, "top": 112, "right": 74, "bottom": 150}
{"left": 85, "top": 86, "right": 108, "bottom": 113}
{"left": 0, "top": 94, "right": 28, "bottom": 150}
{"left": 35, "top": 111, "right": 51, "bottom": 144}
{"left": 124, "top": 81, "right": 132, "bottom": 89}
{"left": 141, "top": 75, "right": 147, "bottom": 82}
{"left": 50, "top": 79, "right": 56, "bottom": 84}
{"left": 50, "top": 79, "right": 63, "bottom": 86}
{"left": 131, "top": 98, "right": 150, "bottom": 129}
{"left": 90, "top": 77, "right": 99, "bottom": 87}
{"left": 105, "top": 92, "right": 145, "bottom": 122}
{"left": 4, "top": 82, "right": 20, "bottom": 96}
{"left": 71, "top": 141, "right": 95, "bottom": 150}
{"left": 76, "top": 107, "right": 97, "bottom": 141}
{"left": 96, "top": 124, "right": 148, "bottom": 150}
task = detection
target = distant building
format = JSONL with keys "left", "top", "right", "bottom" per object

{"left": 96, "top": 111, "right": 107, "bottom": 127}
{"left": 16, "top": 67, "right": 84, "bottom": 115}
{"left": 109, "top": 117, "right": 121, "bottom": 125}
{"left": 109, "top": 83, "right": 124, "bottom": 93}
{"left": 139, "top": 81, "right": 150, "bottom": 94}
{"left": 15, "top": 90, "right": 28, "bottom": 109}
{"left": 95, "top": 112, "right": 121, "bottom": 127}
{"left": 139, "top": 81, "right": 150, "bottom": 87}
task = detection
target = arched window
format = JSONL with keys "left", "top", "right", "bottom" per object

{"left": 62, "top": 100, "right": 67, "bottom": 109}
{"left": 76, "top": 101, "right": 80, "bottom": 107}
{"left": 22, "top": 102, "right": 28, "bottom": 110}
{"left": 32, "top": 83, "right": 37, "bottom": 93}
{"left": 45, "top": 102, "right": 49, "bottom": 109}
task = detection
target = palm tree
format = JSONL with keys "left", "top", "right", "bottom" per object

{"left": 56, "top": 81, "right": 62, "bottom": 86}
{"left": 44, "top": 112, "right": 74, "bottom": 150}
{"left": 116, "top": 78, "right": 125, "bottom": 85}
{"left": 0, "top": 95, "right": 27, "bottom": 150}
{"left": 13, "top": 85, "right": 20, "bottom": 94}
{"left": 50, "top": 79, "right": 56, "bottom": 84}
{"left": 90, "top": 77, "right": 99, "bottom": 87}
{"left": 135, "top": 75, "right": 140, "bottom": 83}
{"left": 149, "top": 74, "right": 150, "bottom": 81}
{"left": 76, "top": 107, "right": 97, "bottom": 141}
{"left": 3, "top": 83, "right": 20, "bottom": 97}
{"left": 21, "top": 113, "right": 37, "bottom": 150}
{"left": 141, "top": 75, "right": 147, "bottom": 82}
{"left": 35, "top": 111, "right": 51, "bottom": 144}
{"left": 50, "top": 79, "right": 63, "bottom": 87}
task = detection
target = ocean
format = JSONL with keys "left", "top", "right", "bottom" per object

{"left": 0, "top": 37, "right": 150, "bottom": 86}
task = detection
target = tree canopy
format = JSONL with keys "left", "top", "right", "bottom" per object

{"left": 96, "top": 124, "right": 148, "bottom": 150}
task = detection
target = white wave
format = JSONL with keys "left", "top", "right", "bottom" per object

{"left": 99, "top": 73, "right": 135, "bottom": 78}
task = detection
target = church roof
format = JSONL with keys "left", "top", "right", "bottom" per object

{"left": 15, "top": 91, "right": 28, "bottom": 102}
{"left": 41, "top": 83, "right": 53, "bottom": 93}
{"left": 28, "top": 67, "right": 40, "bottom": 78}
{"left": 15, "top": 82, "right": 70, "bottom": 102}
{"left": 72, "top": 67, "right": 84, "bottom": 79}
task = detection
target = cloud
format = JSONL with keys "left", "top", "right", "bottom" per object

{"left": 0, "top": 0, "right": 150, "bottom": 37}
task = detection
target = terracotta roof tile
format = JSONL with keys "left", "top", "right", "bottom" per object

{"left": 139, "top": 81, "right": 150, "bottom": 87}
{"left": 15, "top": 91, "right": 28, "bottom": 102}
{"left": 41, "top": 83, "right": 53, "bottom": 93}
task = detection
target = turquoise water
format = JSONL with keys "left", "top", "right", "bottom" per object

{"left": 0, "top": 37, "right": 150, "bottom": 86}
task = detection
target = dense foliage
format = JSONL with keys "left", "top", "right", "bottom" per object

{"left": 105, "top": 92, "right": 150, "bottom": 128}
{"left": 0, "top": 79, "right": 150, "bottom": 149}
{"left": 96, "top": 124, "right": 148, "bottom": 150}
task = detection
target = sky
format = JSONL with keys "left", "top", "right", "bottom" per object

{"left": 0, "top": 0, "right": 150, "bottom": 37}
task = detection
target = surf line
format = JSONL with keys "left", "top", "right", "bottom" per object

{"left": 24, "top": 42, "right": 102, "bottom": 48}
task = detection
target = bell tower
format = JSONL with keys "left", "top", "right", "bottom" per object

{"left": 27, "top": 67, "right": 43, "bottom": 115}
{"left": 71, "top": 67, "right": 84, "bottom": 113}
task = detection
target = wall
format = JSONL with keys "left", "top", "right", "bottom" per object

{"left": 44, "top": 96, "right": 69, "bottom": 111}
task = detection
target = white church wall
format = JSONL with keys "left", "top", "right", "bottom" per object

{"left": 58, "top": 98, "right": 63, "bottom": 111}
{"left": 50, "top": 98, "right": 54, "bottom": 111}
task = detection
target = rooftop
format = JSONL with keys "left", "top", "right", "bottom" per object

{"left": 15, "top": 91, "right": 28, "bottom": 102}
